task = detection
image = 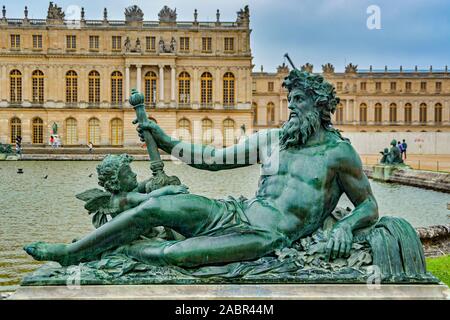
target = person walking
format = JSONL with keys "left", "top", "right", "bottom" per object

{"left": 15, "top": 135, "right": 22, "bottom": 159}
{"left": 50, "top": 135, "right": 55, "bottom": 148}
{"left": 87, "top": 142, "right": 93, "bottom": 154}
{"left": 401, "top": 139, "right": 408, "bottom": 159}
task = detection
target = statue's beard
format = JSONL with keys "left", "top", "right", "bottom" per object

{"left": 280, "top": 109, "right": 321, "bottom": 149}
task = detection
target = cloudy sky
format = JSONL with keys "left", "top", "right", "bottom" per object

{"left": 4, "top": 0, "right": 449, "bottom": 72}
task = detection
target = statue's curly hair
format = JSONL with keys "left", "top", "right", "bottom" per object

{"left": 282, "top": 69, "right": 340, "bottom": 128}
{"left": 96, "top": 154, "right": 133, "bottom": 193}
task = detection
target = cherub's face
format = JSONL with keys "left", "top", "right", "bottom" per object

{"left": 118, "top": 165, "right": 138, "bottom": 192}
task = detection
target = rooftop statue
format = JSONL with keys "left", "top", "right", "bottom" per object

{"left": 23, "top": 58, "right": 435, "bottom": 284}
{"left": 124, "top": 5, "right": 143, "bottom": 22}
{"left": 322, "top": 63, "right": 335, "bottom": 74}
{"left": 345, "top": 63, "right": 358, "bottom": 73}
{"left": 158, "top": 6, "right": 177, "bottom": 23}
{"left": 46, "top": 2, "right": 64, "bottom": 20}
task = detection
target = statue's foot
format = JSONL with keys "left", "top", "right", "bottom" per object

{"left": 23, "top": 242, "right": 74, "bottom": 266}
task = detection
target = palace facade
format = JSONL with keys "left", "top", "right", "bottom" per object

{"left": 0, "top": 3, "right": 448, "bottom": 151}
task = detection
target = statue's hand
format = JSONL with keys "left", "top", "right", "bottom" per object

{"left": 326, "top": 222, "right": 353, "bottom": 260}
{"left": 159, "top": 184, "right": 189, "bottom": 196}
{"left": 133, "top": 118, "right": 165, "bottom": 144}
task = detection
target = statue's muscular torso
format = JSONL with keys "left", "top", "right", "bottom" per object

{"left": 244, "top": 133, "right": 350, "bottom": 243}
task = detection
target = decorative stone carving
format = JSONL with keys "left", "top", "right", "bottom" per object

{"left": 158, "top": 6, "right": 176, "bottom": 23}
{"left": 300, "top": 63, "right": 313, "bottom": 73}
{"left": 124, "top": 5, "right": 143, "bottom": 22}
{"left": 236, "top": 5, "right": 250, "bottom": 25}
{"left": 345, "top": 63, "right": 358, "bottom": 73}
{"left": 47, "top": 2, "right": 65, "bottom": 20}
{"left": 322, "top": 63, "right": 335, "bottom": 74}
{"left": 277, "top": 62, "right": 289, "bottom": 74}
{"left": 124, "top": 37, "right": 131, "bottom": 52}
{"left": 158, "top": 37, "right": 176, "bottom": 53}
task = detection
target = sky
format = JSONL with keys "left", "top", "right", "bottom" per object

{"left": 3, "top": 0, "right": 449, "bottom": 72}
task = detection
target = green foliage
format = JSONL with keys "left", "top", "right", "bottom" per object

{"left": 426, "top": 255, "right": 450, "bottom": 286}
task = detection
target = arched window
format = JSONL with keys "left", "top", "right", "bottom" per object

{"left": 374, "top": 103, "right": 382, "bottom": 123}
{"left": 252, "top": 102, "right": 258, "bottom": 125}
{"left": 10, "top": 70, "right": 22, "bottom": 103}
{"left": 178, "top": 118, "right": 191, "bottom": 142}
{"left": 110, "top": 118, "right": 123, "bottom": 146}
{"left": 88, "top": 70, "right": 100, "bottom": 104}
{"left": 335, "top": 103, "right": 344, "bottom": 124}
{"left": 32, "top": 117, "right": 43, "bottom": 144}
{"left": 223, "top": 118, "right": 235, "bottom": 147}
{"left": 32, "top": 70, "right": 44, "bottom": 103}
{"left": 359, "top": 103, "right": 367, "bottom": 123}
{"left": 65, "top": 117, "right": 78, "bottom": 145}
{"left": 178, "top": 71, "right": 191, "bottom": 105}
{"left": 267, "top": 102, "right": 275, "bottom": 124}
{"left": 404, "top": 103, "right": 412, "bottom": 123}
{"left": 200, "top": 72, "right": 213, "bottom": 106}
{"left": 223, "top": 72, "right": 235, "bottom": 107}
{"left": 419, "top": 103, "right": 427, "bottom": 123}
{"left": 111, "top": 71, "right": 123, "bottom": 104}
{"left": 144, "top": 71, "right": 157, "bottom": 107}
{"left": 202, "top": 118, "right": 214, "bottom": 145}
{"left": 65, "top": 70, "right": 78, "bottom": 103}
{"left": 10, "top": 117, "right": 21, "bottom": 144}
{"left": 389, "top": 103, "right": 397, "bottom": 123}
{"left": 88, "top": 118, "right": 100, "bottom": 145}
{"left": 434, "top": 103, "right": 442, "bottom": 124}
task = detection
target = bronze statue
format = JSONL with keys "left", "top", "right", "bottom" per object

{"left": 379, "top": 139, "right": 404, "bottom": 164}
{"left": 23, "top": 67, "right": 431, "bottom": 283}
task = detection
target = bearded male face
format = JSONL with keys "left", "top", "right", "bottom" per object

{"left": 280, "top": 90, "right": 321, "bottom": 149}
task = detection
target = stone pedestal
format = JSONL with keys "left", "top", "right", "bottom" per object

{"left": 9, "top": 283, "right": 450, "bottom": 300}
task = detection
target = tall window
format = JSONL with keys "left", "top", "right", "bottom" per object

{"left": 405, "top": 82, "right": 412, "bottom": 92}
{"left": 112, "top": 36, "right": 121, "bottom": 51}
{"left": 336, "top": 82, "right": 343, "bottom": 91}
{"left": 404, "top": 103, "right": 412, "bottom": 124}
{"left": 32, "top": 117, "right": 43, "bottom": 144}
{"left": 178, "top": 72, "right": 191, "bottom": 105}
{"left": 89, "top": 36, "right": 99, "bottom": 50}
{"left": 374, "top": 103, "right": 382, "bottom": 123}
{"left": 179, "top": 37, "right": 190, "bottom": 52}
{"left": 375, "top": 82, "right": 382, "bottom": 92}
{"left": 10, "top": 117, "right": 21, "bottom": 144}
{"left": 32, "top": 70, "right": 44, "bottom": 103}
{"left": 435, "top": 103, "right": 442, "bottom": 123}
{"left": 268, "top": 82, "right": 274, "bottom": 92}
{"left": 144, "top": 71, "right": 157, "bottom": 107}
{"left": 435, "top": 82, "right": 442, "bottom": 93}
{"left": 419, "top": 103, "right": 427, "bottom": 123}
{"left": 32, "top": 35, "right": 42, "bottom": 49}
{"left": 390, "top": 82, "right": 396, "bottom": 91}
{"left": 65, "top": 118, "right": 78, "bottom": 145}
{"left": 360, "top": 82, "right": 367, "bottom": 91}
{"left": 110, "top": 118, "right": 123, "bottom": 146}
{"left": 66, "top": 35, "right": 76, "bottom": 50}
{"left": 146, "top": 36, "right": 156, "bottom": 51}
{"left": 202, "top": 118, "right": 214, "bottom": 145}
{"left": 267, "top": 102, "right": 275, "bottom": 124}
{"left": 223, "top": 72, "right": 235, "bottom": 107}
{"left": 10, "top": 34, "right": 20, "bottom": 49}
{"left": 88, "top": 70, "right": 100, "bottom": 104}
{"left": 65, "top": 70, "right": 78, "bottom": 103}
{"left": 223, "top": 119, "right": 235, "bottom": 147}
{"left": 224, "top": 37, "right": 234, "bottom": 52}
{"left": 420, "top": 82, "right": 427, "bottom": 92}
{"left": 335, "top": 104, "right": 344, "bottom": 124}
{"left": 178, "top": 118, "right": 191, "bottom": 142}
{"left": 111, "top": 71, "right": 123, "bottom": 104}
{"left": 10, "top": 70, "right": 22, "bottom": 103}
{"left": 202, "top": 37, "right": 212, "bottom": 52}
{"left": 200, "top": 72, "right": 213, "bottom": 107}
{"left": 359, "top": 103, "right": 367, "bottom": 123}
{"left": 88, "top": 118, "right": 100, "bottom": 145}
{"left": 389, "top": 103, "right": 397, "bottom": 123}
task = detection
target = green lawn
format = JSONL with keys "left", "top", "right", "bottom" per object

{"left": 426, "top": 255, "right": 450, "bottom": 286}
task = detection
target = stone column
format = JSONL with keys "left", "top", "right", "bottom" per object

{"left": 136, "top": 64, "right": 142, "bottom": 92}
{"left": 170, "top": 65, "right": 176, "bottom": 107}
{"left": 125, "top": 65, "right": 130, "bottom": 102}
{"left": 193, "top": 67, "right": 199, "bottom": 108}
{"left": 158, "top": 64, "right": 165, "bottom": 107}
{"left": 344, "top": 99, "right": 349, "bottom": 124}
{"left": 427, "top": 101, "right": 435, "bottom": 126}
{"left": 412, "top": 101, "right": 419, "bottom": 125}
{"left": 214, "top": 67, "right": 221, "bottom": 108}
{"left": 23, "top": 65, "right": 31, "bottom": 105}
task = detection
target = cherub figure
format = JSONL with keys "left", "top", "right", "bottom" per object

{"left": 76, "top": 154, "right": 189, "bottom": 228}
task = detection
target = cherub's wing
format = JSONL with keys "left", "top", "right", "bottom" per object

{"left": 76, "top": 188, "right": 114, "bottom": 228}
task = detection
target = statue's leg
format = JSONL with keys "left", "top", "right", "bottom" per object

{"left": 24, "top": 194, "right": 222, "bottom": 266}
{"left": 122, "top": 230, "right": 286, "bottom": 268}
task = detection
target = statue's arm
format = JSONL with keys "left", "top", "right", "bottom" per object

{"left": 138, "top": 121, "right": 279, "bottom": 171}
{"left": 336, "top": 143, "right": 379, "bottom": 232}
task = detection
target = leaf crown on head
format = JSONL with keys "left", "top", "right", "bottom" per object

{"left": 96, "top": 154, "right": 134, "bottom": 193}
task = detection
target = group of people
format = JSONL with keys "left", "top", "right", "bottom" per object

{"left": 50, "top": 135, "right": 61, "bottom": 148}
{"left": 396, "top": 139, "right": 408, "bottom": 160}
